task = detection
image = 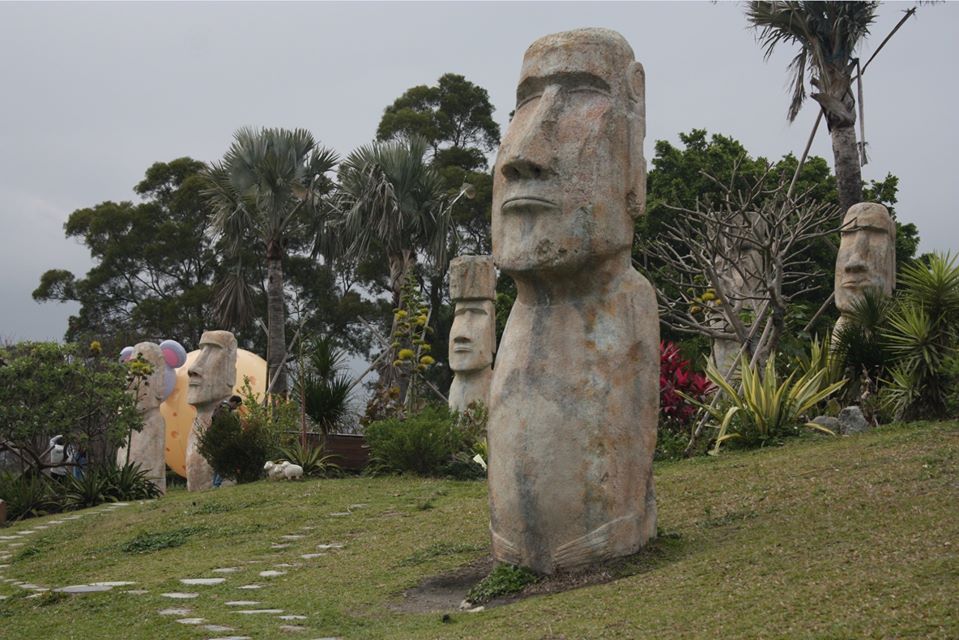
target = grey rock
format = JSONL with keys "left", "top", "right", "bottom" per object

{"left": 838, "top": 406, "right": 871, "bottom": 435}
{"left": 811, "top": 416, "right": 840, "bottom": 433}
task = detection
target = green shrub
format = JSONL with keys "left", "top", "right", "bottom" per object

{"left": 197, "top": 409, "right": 271, "bottom": 484}
{"left": 365, "top": 406, "right": 472, "bottom": 477}
{"left": 467, "top": 563, "right": 540, "bottom": 604}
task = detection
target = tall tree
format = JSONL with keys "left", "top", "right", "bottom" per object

{"left": 746, "top": 1, "right": 879, "bottom": 214}
{"left": 203, "top": 128, "right": 338, "bottom": 395}
{"left": 34, "top": 158, "right": 219, "bottom": 349}
{"left": 335, "top": 136, "right": 451, "bottom": 307}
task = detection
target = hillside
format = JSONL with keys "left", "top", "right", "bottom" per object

{"left": 1, "top": 421, "right": 956, "bottom": 639}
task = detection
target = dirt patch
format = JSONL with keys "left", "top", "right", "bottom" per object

{"left": 394, "top": 533, "right": 683, "bottom": 613}
{"left": 392, "top": 557, "right": 493, "bottom": 613}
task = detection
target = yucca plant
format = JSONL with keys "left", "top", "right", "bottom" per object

{"left": 63, "top": 466, "right": 116, "bottom": 509}
{"left": 0, "top": 472, "right": 60, "bottom": 522}
{"left": 881, "top": 253, "right": 959, "bottom": 419}
{"left": 683, "top": 354, "right": 844, "bottom": 454}
{"left": 276, "top": 441, "right": 339, "bottom": 478}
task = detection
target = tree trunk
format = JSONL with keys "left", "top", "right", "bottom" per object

{"left": 830, "top": 123, "right": 863, "bottom": 216}
{"left": 266, "top": 251, "right": 287, "bottom": 396}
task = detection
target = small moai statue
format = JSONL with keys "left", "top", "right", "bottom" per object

{"left": 117, "top": 340, "right": 187, "bottom": 494}
{"left": 185, "top": 330, "right": 237, "bottom": 491}
{"left": 834, "top": 202, "right": 896, "bottom": 340}
{"left": 447, "top": 255, "right": 497, "bottom": 413}
{"left": 488, "top": 28, "right": 659, "bottom": 574}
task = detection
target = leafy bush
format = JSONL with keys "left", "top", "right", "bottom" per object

{"left": 658, "top": 341, "right": 714, "bottom": 458}
{"left": 276, "top": 441, "right": 339, "bottom": 478}
{"left": 365, "top": 405, "right": 478, "bottom": 477}
{"left": 197, "top": 409, "right": 272, "bottom": 484}
{"left": 0, "top": 342, "right": 141, "bottom": 474}
{"left": 691, "top": 354, "right": 844, "bottom": 453}
{"left": 467, "top": 563, "right": 540, "bottom": 604}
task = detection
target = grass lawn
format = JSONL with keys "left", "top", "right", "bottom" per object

{"left": 1, "top": 421, "right": 956, "bottom": 639}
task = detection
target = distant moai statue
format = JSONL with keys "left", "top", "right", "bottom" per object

{"left": 834, "top": 202, "right": 896, "bottom": 340}
{"left": 487, "top": 28, "right": 659, "bottom": 574}
{"left": 185, "top": 330, "right": 237, "bottom": 491}
{"left": 117, "top": 339, "right": 186, "bottom": 494}
{"left": 447, "top": 255, "right": 497, "bottom": 413}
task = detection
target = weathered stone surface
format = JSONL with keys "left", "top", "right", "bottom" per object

{"left": 117, "top": 341, "right": 185, "bottom": 493}
{"left": 838, "top": 406, "right": 871, "bottom": 435}
{"left": 834, "top": 202, "right": 896, "bottom": 339}
{"left": 185, "top": 331, "right": 237, "bottom": 491}
{"left": 448, "top": 255, "right": 497, "bottom": 413}
{"left": 487, "top": 28, "right": 658, "bottom": 574}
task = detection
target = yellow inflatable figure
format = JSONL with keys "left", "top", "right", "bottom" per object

{"left": 160, "top": 349, "right": 267, "bottom": 478}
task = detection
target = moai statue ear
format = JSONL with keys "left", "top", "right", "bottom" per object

{"left": 119, "top": 346, "right": 134, "bottom": 363}
{"left": 626, "top": 61, "right": 647, "bottom": 219}
{"left": 158, "top": 339, "right": 187, "bottom": 401}
{"left": 159, "top": 340, "right": 187, "bottom": 368}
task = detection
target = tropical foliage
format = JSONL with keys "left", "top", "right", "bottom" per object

{"left": 688, "top": 354, "right": 844, "bottom": 453}
{"left": 746, "top": 1, "right": 880, "bottom": 213}
{"left": 204, "top": 127, "right": 339, "bottom": 394}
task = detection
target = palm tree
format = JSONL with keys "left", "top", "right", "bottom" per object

{"left": 334, "top": 135, "right": 451, "bottom": 309}
{"left": 204, "top": 127, "right": 338, "bottom": 395}
{"left": 747, "top": 1, "right": 879, "bottom": 214}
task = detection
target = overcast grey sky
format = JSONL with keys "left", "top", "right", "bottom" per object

{"left": 1, "top": 1, "right": 955, "bottom": 344}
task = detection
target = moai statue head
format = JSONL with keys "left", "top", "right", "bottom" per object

{"left": 492, "top": 28, "right": 645, "bottom": 277}
{"left": 449, "top": 255, "right": 497, "bottom": 375}
{"left": 187, "top": 331, "right": 237, "bottom": 407}
{"left": 835, "top": 203, "right": 896, "bottom": 314}
{"left": 119, "top": 340, "right": 187, "bottom": 411}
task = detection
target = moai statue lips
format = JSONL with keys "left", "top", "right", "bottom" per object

{"left": 185, "top": 330, "right": 237, "bottom": 491}
{"left": 488, "top": 28, "right": 659, "bottom": 575}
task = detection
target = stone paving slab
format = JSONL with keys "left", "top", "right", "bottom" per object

{"left": 181, "top": 578, "right": 226, "bottom": 586}
{"left": 161, "top": 592, "right": 199, "bottom": 599}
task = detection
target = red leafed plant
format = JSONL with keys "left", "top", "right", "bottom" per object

{"left": 660, "top": 341, "right": 714, "bottom": 428}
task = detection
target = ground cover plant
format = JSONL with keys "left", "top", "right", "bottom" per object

{"left": 0, "top": 420, "right": 955, "bottom": 639}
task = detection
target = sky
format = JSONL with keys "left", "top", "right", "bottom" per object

{"left": 1, "top": 1, "right": 955, "bottom": 345}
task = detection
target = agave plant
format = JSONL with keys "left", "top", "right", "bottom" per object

{"left": 881, "top": 253, "right": 959, "bottom": 419}
{"left": 276, "top": 441, "right": 339, "bottom": 478}
{"left": 683, "top": 354, "right": 845, "bottom": 454}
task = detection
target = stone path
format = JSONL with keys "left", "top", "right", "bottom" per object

{"left": 0, "top": 503, "right": 355, "bottom": 639}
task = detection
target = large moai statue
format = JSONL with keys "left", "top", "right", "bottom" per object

{"left": 117, "top": 340, "right": 187, "bottom": 494}
{"left": 834, "top": 203, "right": 896, "bottom": 339}
{"left": 185, "top": 330, "right": 237, "bottom": 491}
{"left": 488, "top": 28, "right": 659, "bottom": 574}
{"left": 448, "top": 255, "right": 497, "bottom": 413}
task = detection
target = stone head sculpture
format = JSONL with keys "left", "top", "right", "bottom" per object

{"left": 187, "top": 330, "right": 238, "bottom": 408}
{"left": 487, "top": 29, "right": 659, "bottom": 575}
{"left": 120, "top": 340, "right": 187, "bottom": 411}
{"left": 493, "top": 27, "right": 645, "bottom": 278}
{"left": 835, "top": 202, "right": 896, "bottom": 314}
{"left": 448, "top": 255, "right": 496, "bottom": 412}
{"left": 117, "top": 339, "right": 186, "bottom": 494}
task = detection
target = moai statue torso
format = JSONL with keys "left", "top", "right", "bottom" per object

{"left": 487, "top": 28, "right": 659, "bottom": 574}
{"left": 185, "top": 331, "right": 237, "bottom": 491}
{"left": 448, "top": 255, "right": 497, "bottom": 413}
{"left": 117, "top": 340, "right": 186, "bottom": 494}
{"left": 834, "top": 203, "right": 896, "bottom": 340}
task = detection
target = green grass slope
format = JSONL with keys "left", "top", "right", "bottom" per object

{"left": 1, "top": 421, "right": 956, "bottom": 639}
